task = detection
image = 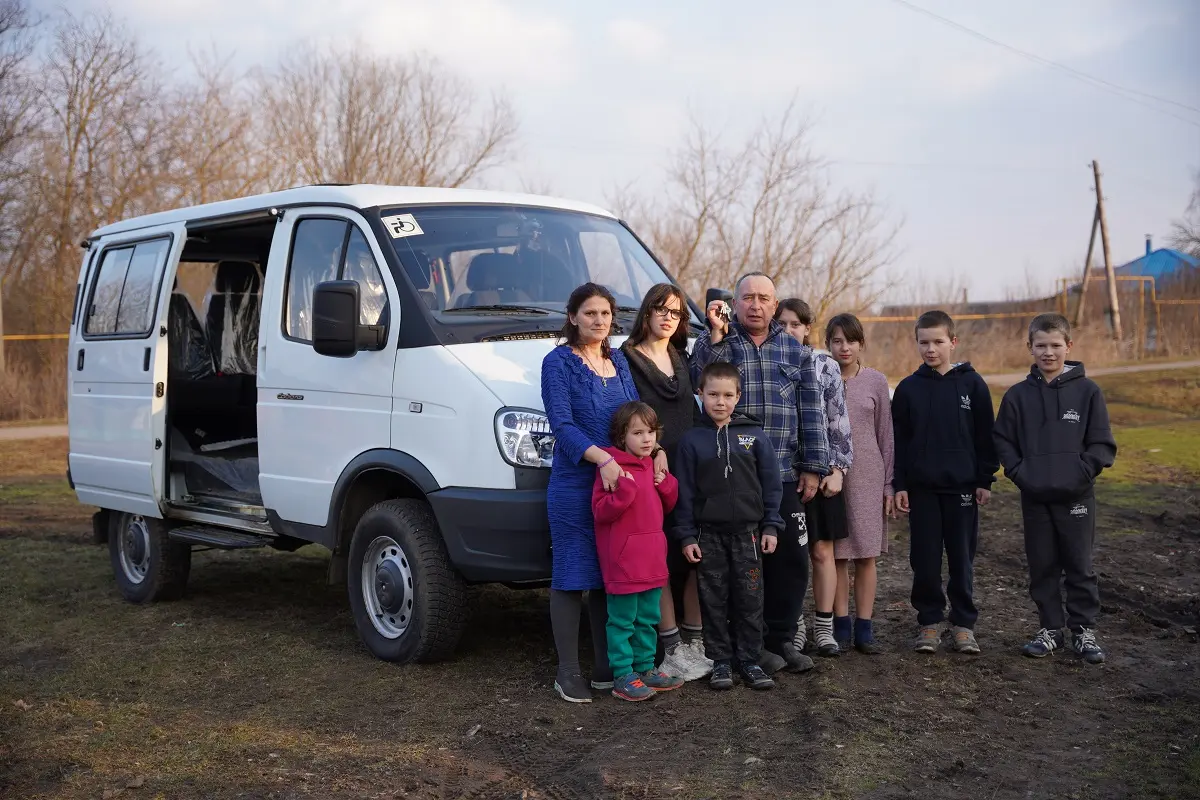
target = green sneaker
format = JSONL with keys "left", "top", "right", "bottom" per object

{"left": 640, "top": 667, "right": 684, "bottom": 692}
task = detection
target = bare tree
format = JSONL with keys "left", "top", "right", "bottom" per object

{"left": 613, "top": 100, "right": 899, "bottom": 321}
{"left": 0, "top": 0, "right": 37, "bottom": 254}
{"left": 256, "top": 45, "right": 518, "bottom": 188}
{"left": 1170, "top": 171, "right": 1200, "bottom": 261}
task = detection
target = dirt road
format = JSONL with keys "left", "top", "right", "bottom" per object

{"left": 0, "top": 423, "right": 66, "bottom": 441}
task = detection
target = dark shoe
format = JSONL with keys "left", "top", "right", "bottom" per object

{"left": 778, "top": 641, "right": 815, "bottom": 673}
{"left": 854, "top": 619, "right": 883, "bottom": 654}
{"left": 833, "top": 615, "right": 853, "bottom": 651}
{"left": 738, "top": 661, "right": 775, "bottom": 690}
{"left": 757, "top": 649, "right": 787, "bottom": 675}
{"left": 554, "top": 669, "right": 592, "bottom": 703}
{"left": 1022, "top": 628, "right": 1064, "bottom": 658}
{"left": 1071, "top": 628, "right": 1105, "bottom": 664}
{"left": 709, "top": 661, "right": 734, "bottom": 690}
{"left": 590, "top": 665, "right": 614, "bottom": 691}
{"left": 640, "top": 667, "right": 684, "bottom": 692}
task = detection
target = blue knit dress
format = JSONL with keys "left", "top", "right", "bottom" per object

{"left": 541, "top": 345, "right": 639, "bottom": 591}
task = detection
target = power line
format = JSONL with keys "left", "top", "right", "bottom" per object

{"left": 882, "top": 0, "right": 1200, "bottom": 129}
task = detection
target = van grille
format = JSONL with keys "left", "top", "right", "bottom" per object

{"left": 483, "top": 331, "right": 560, "bottom": 342}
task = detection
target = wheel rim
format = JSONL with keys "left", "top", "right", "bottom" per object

{"left": 118, "top": 515, "right": 151, "bottom": 585}
{"left": 362, "top": 536, "right": 414, "bottom": 639}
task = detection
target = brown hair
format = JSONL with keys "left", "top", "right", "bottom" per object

{"left": 915, "top": 309, "right": 955, "bottom": 339}
{"left": 560, "top": 282, "right": 617, "bottom": 358}
{"left": 626, "top": 282, "right": 691, "bottom": 351}
{"left": 698, "top": 361, "right": 742, "bottom": 391}
{"left": 775, "top": 298, "right": 813, "bottom": 344}
{"left": 824, "top": 312, "right": 866, "bottom": 348}
{"left": 1028, "top": 312, "right": 1072, "bottom": 343}
{"left": 609, "top": 400, "right": 662, "bottom": 449}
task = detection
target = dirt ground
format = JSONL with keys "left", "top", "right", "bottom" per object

{"left": 2, "top": 370, "right": 1199, "bottom": 799}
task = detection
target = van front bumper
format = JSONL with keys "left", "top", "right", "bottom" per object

{"left": 427, "top": 487, "right": 552, "bottom": 583}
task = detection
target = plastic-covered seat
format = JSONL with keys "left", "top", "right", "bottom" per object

{"left": 204, "top": 260, "right": 262, "bottom": 375}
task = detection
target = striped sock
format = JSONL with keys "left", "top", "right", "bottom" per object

{"left": 815, "top": 612, "right": 837, "bottom": 649}
{"left": 659, "top": 626, "right": 682, "bottom": 651}
{"left": 680, "top": 623, "right": 703, "bottom": 644}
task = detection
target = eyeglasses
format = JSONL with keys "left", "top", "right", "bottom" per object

{"left": 652, "top": 305, "right": 684, "bottom": 321}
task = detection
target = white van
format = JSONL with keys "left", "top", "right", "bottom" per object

{"left": 67, "top": 185, "right": 702, "bottom": 664}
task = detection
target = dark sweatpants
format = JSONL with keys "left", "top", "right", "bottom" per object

{"left": 1021, "top": 490, "right": 1100, "bottom": 630}
{"left": 909, "top": 490, "right": 979, "bottom": 629}
{"left": 696, "top": 524, "right": 765, "bottom": 663}
{"left": 762, "top": 482, "right": 809, "bottom": 654}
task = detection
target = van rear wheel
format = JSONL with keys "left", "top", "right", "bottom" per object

{"left": 109, "top": 512, "right": 191, "bottom": 603}
{"left": 347, "top": 499, "right": 468, "bottom": 663}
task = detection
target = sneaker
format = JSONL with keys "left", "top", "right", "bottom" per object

{"left": 659, "top": 644, "right": 696, "bottom": 683}
{"left": 640, "top": 667, "right": 685, "bottom": 692}
{"left": 709, "top": 661, "right": 734, "bottom": 690}
{"left": 554, "top": 669, "right": 592, "bottom": 703}
{"left": 1022, "top": 628, "right": 1064, "bottom": 658}
{"left": 793, "top": 617, "right": 809, "bottom": 652}
{"left": 950, "top": 626, "right": 981, "bottom": 655}
{"left": 685, "top": 640, "right": 714, "bottom": 678}
{"left": 738, "top": 661, "right": 775, "bottom": 690}
{"left": 1071, "top": 628, "right": 1105, "bottom": 665}
{"left": 913, "top": 625, "right": 941, "bottom": 654}
{"left": 590, "top": 664, "right": 614, "bottom": 691}
{"left": 611, "top": 673, "right": 655, "bottom": 702}
{"left": 757, "top": 650, "right": 787, "bottom": 675}
{"left": 777, "top": 641, "right": 815, "bottom": 673}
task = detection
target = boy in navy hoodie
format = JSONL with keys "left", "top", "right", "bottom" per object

{"left": 892, "top": 310, "right": 998, "bottom": 655}
{"left": 994, "top": 313, "right": 1116, "bottom": 664}
{"left": 674, "top": 362, "right": 783, "bottom": 691}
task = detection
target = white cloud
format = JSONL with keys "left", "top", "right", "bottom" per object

{"left": 605, "top": 18, "right": 666, "bottom": 64}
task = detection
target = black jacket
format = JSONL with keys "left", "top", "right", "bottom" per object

{"left": 892, "top": 362, "right": 999, "bottom": 493}
{"left": 993, "top": 362, "right": 1116, "bottom": 503}
{"left": 673, "top": 413, "right": 784, "bottom": 547}
{"left": 620, "top": 341, "right": 702, "bottom": 465}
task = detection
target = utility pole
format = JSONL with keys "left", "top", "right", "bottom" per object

{"left": 1073, "top": 205, "right": 1099, "bottom": 328}
{"left": 1092, "top": 160, "right": 1122, "bottom": 341}
{"left": 0, "top": 279, "right": 6, "bottom": 373}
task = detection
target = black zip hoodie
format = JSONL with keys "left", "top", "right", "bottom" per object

{"left": 892, "top": 362, "right": 999, "bottom": 494}
{"left": 993, "top": 362, "right": 1117, "bottom": 503}
{"left": 672, "top": 412, "right": 785, "bottom": 548}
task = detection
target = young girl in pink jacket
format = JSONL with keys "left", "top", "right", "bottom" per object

{"left": 592, "top": 401, "right": 685, "bottom": 701}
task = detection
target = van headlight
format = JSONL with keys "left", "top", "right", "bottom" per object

{"left": 495, "top": 408, "right": 554, "bottom": 468}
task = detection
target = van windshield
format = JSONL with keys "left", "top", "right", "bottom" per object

{"left": 377, "top": 205, "right": 689, "bottom": 318}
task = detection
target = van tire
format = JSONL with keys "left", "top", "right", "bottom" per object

{"left": 347, "top": 499, "right": 468, "bottom": 664}
{"left": 109, "top": 512, "right": 191, "bottom": 603}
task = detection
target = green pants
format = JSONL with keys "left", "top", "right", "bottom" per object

{"left": 606, "top": 587, "right": 662, "bottom": 677}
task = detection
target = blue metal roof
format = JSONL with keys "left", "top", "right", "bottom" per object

{"left": 1114, "top": 248, "right": 1199, "bottom": 279}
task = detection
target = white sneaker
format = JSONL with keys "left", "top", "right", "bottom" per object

{"left": 659, "top": 645, "right": 696, "bottom": 682}
{"left": 684, "top": 639, "right": 713, "bottom": 680}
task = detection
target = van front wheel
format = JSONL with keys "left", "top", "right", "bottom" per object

{"left": 109, "top": 512, "right": 191, "bottom": 603}
{"left": 347, "top": 499, "right": 468, "bottom": 663}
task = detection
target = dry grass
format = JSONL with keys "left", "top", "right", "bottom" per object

{"left": 0, "top": 361, "right": 67, "bottom": 423}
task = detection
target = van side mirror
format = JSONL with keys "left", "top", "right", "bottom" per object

{"left": 312, "top": 280, "right": 386, "bottom": 357}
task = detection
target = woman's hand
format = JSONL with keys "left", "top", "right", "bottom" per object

{"left": 895, "top": 490, "right": 910, "bottom": 514}
{"left": 599, "top": 458, "right": 623, "bottom": 491}
{"left": 820, "top": 468, "right": 844, "bottom": 497}
{"left": 884, "top": 495, "right": 896, "bottom": 519}
{"left": 683, "top": 544, "right": 702, "bottom": 563}
{"left": 653, "top": 449, "right": 669, "bottom": 485}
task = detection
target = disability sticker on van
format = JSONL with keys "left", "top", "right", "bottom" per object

{"left": 382, "top": 213, "right": 424, "bottom": 238}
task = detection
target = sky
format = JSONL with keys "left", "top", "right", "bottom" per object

{"left": 42, "top": 0, "right": 1200, "bottom": 302}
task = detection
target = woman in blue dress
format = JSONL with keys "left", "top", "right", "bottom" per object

{"left": 541, "top": 282, "right": 640, "bottom": 703}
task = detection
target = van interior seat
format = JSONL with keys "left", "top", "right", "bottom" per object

{"left": 167, "top": 292, "right": 216, "bottom": 382}
{"left": 454, "top": 253, "right": 532, "bottom": 308}
{"left": 205, "top": 260, "right": 262, "bottom": 377}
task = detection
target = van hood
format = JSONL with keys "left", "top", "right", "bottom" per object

{"left": 444, "top": 337, "right": 630, "bottom": 411}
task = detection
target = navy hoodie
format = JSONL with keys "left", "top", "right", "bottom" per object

{"left": 993, "top": 362, "right": 1117, "bottom": 503}
{"left": 673, "top": 412, "right": 784, "bottom": 548}
{"left": 892, "top": 362, "right": 999, "bottom": 494}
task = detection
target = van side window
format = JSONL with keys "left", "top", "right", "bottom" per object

{"left": 286, "top": 219, "right": 390, "bottom": 341}
{"left": 85, "top": 238, "right": 170, "bottom": 337}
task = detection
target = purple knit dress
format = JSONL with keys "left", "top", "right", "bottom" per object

{"left": 835, "top": 367, "right": 895, "bottom": 560}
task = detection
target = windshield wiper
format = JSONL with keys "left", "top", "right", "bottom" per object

{"left": 615, "top": 306, "right": 640, "bottom": 314}
{"left": 444, "top": 305, "right": 564, "bottom": 316}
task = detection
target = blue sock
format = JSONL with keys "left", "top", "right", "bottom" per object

{"left": 833, "top": 615, "right": 852, "bottom": 643}
{"left": 854, "top": 617, "right": 874, "bottom": 643}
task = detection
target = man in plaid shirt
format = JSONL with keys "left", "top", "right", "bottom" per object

{"left": 691, "top": 272, "right": 831, "bottom": 675}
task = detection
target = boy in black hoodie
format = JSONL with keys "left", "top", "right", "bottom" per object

{"left": 675, "top": 362, "right": 784, "bottom": 691}
{"left": 893, "top": 310, "right": 998, "bottom": 655}
{"left": 994, "top": 313, "right": 1116, "bottom": 664}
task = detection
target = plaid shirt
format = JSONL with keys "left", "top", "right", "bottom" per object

{"left": 692, "top": 320, "right": 831, "bottom": 481}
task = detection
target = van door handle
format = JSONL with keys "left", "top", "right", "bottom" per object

{"left": 77, "top": 349, "right": 85, "bottom": 371}
{"left": 143, "top": 347, "right": 151, "bottom": 371}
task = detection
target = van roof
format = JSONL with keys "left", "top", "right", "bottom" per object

{"left": 88, "top": 184, "right": 617, "bottom": 239}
